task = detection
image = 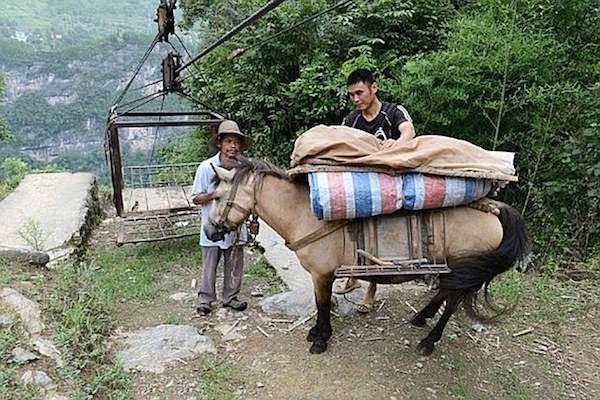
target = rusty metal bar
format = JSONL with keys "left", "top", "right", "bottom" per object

{"left": 108, "top": 123, "right": 125, "bottom": 217}
{"left": 117, "top": 111, "right": 219, "bottom": 117}
{"left": 112, "top": 119, "right": 223, "bottom": 128}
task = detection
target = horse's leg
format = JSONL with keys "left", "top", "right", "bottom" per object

{"left": 416, "top": 291, "right": 463, "bottom": 355}
{"left": 410, "top": 289, "right": 448, "bottom": 327}
{"left": 306, "top": 273, "right": 335, "bottom": 354}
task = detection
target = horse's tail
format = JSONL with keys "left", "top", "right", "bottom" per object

{"left": 439, "top": 204, "right": 528, "bottom": 320}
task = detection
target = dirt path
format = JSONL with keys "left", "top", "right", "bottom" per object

{"left": 91, "top": 218, "right": 599, "bottom": 400}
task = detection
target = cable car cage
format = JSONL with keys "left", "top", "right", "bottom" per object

{"left": 106, "top": 0, "right": 353, "bottom": 245}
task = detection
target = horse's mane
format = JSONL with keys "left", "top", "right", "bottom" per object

{"left": 232, "top": 157, "right": 290, "bottom": 185}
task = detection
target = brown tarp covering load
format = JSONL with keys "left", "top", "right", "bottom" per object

{"left": 290, "top": 125, "right": 516, "bottom": 181}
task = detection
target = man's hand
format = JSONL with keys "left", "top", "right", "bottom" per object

{"left": 468, "top": 198, "right": 501, "bottom": 215}
{"left": 192, "top": 192, "right": 214, "bottom": 205}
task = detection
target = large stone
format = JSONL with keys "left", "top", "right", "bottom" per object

{"left": 260, "top": 290, "right": 315, "bottom": 317}
{"left": 11, "top": 347, "right": 38, "bottom": 364}
{"left": 0, "top": 287, "right": 44, "bottom": 335}
{"left": 0, "top": 172, "right": 98, "bottom": 263}
{"left": 21, "top": 370, "right": 55, "bottom": 388}
{"left": 116, "top": 324, "right": 216, "bottom": 373}
{"left": 255, "top": 222, "right": 311, "bottom": 292}
{"left": 32, "top": 337, "right": 64, "bottom": 368}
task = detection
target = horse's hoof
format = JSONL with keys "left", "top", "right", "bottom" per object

{"left": 306, "top": 328, "right": 318, "bottom": 342}
{"left": 416, "top": 341, "right": 434, "bottom": 356}
{"left": 409, "top": 316, "right": 427, "bottom": 327}
{"left": 309, "top": 340, "right": 328, "bottom": 354}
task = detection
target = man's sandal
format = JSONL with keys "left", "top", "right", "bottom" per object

{"left": 356, "top": 303, "right": 374, "bottom": 314}
{"left": 223, "top": 298, "right": 248, "bottom": 311}
{"left": 196, "top": 303, "right": 212, "bottom": 316}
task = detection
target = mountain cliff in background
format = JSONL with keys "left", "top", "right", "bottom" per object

{"left": 0, "top": 0, "right": 194, "bottom": 181}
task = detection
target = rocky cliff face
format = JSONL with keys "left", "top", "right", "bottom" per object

{"left": 0, "top": 35, "right": 190, "bottom": 176}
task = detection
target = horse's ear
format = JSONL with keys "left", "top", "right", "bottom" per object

{"left": 212, "top": 164, "right": 235, "bottom": 182}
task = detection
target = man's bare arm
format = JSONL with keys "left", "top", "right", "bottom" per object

{"left": 192, "top": 192, "right": 214, "bottom": 205}
{"left": 397, "top": 121, "right": 416, "bottom": 145}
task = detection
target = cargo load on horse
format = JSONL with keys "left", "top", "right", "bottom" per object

{"left": 204, "top": 126, "right": 527, "bottom": 355}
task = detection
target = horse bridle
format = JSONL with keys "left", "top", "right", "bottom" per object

{"left": 212, "top": 175, "right": 259, "bottom": 236}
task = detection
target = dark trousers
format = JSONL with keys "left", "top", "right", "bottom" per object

{"left": 199, "top": 246, "right": 244, "bottom": 305}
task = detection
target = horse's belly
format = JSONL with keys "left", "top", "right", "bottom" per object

{"left": 432, "top": 207, "right": 503, "bottom": 259}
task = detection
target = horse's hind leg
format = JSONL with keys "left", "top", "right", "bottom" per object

{"left": 416, "top": 291, "right": 462, "bottom": 355}
{"left": 306, "top": 273, "right": 335, "bottom": 354}
{"left": 410, "top": 289, "right": 448, "bottom": 327}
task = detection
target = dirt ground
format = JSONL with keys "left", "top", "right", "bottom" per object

{"left": 91, "top": 217, "right": 600, "bottom": 400}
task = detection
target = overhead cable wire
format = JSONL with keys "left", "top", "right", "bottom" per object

{"left": 112, "top": 32, "right": 162, "bottom": 106}
{"left": 116, "top": 91, "right": 165, "bottom": 112}
{"left": 229, "top": 0, "right": 354, "bottom": 60}
{"left": 130, "top": 78, "right": 163, "bottom": 92}
{"left": 175, "top": 0, "right": 289, "bottom": 78}
{"left": 174, "top": 33, "right": 210, "bottom": 95}
{"left": 119, "top": 91, "right": 166, "bottom": 115}
{"left": 149, "top": 94, "right": 166, "bottom": 164}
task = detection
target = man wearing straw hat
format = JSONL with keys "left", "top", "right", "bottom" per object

{"left": 191, "top": 120, "right": 252, "bottom": 316}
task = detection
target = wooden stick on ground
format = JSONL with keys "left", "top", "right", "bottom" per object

{"left": 512, "top": 327, "right": 534, "bottom": 337}
{"left": 256, "top": 326, "right": 270, "bottom": 337}
{"left": 223, "top": 319, "right": 241, "bottom": 337}
{"left": 405, "top": 301, "right": 418, "bottom": 313}
{"left": 287, "top": 310, "right": 317, "bottom": 333}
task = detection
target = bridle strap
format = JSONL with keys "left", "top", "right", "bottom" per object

{"left": 215, "top": 175, "right": 258, "bottom": 229}
{"left": 286, "top": 220, "right": 350, "bottom": 252}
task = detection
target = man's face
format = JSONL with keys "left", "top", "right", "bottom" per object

{"left": 217, "top": 133, "right": 242, "bottom": 161}
{"left": 347, "top": 81, "right": 378, "bottom": 111}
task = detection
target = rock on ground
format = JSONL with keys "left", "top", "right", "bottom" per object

{"left": 116, "top": 324, "right": 216, "bottom": 373}
{"left": 0, "top": 287, "right": 44, "bottom": 335}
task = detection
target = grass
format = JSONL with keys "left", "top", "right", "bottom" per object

{"left": 0, "top": 321, "right": 42, "bottom": 399}
{"left": 482, "top": 269, "right": 600, "bottom": 325}
{"left": 201, "top": 361, "right": 242, "bottom": 400}
{"left": 245, "top": 255, "right": 286, "bottom": 295}
{"left": 0, "top": 239, "right": 200, "bottom": 398}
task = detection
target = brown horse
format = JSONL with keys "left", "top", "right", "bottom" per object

{"left": 205, "top": 159, "right": 528, "bottom": 355}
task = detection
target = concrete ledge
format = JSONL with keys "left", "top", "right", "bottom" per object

{"left": 0, "top": 245, "right": 50, "bottom": 266}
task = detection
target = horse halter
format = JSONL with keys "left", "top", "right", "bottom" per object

{"left": 213, "top": 174, "right": 259, "bottom": 236}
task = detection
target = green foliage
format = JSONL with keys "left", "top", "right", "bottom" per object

{"left": 17, "top": 218, "right": 49, "bottom": 251}
{"left": 398, "top": 0, "right": 599, "bottom": 265}
{"left": 0, "top": 157, "right": 29, "bottom": 197}
{"left": 180, "top": 0, "right": 461, "bottom": 166}
{"left": 0, "top": 72, "right": 10, "bottom": 142}
{"left": 0, "top": 0, "right": 154, "bottom": 43}
{"left": 176, "top": 0, "right": 597, "bottom": 266}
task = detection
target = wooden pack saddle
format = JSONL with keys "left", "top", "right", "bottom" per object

{"left": 335, "top": 210, "right": 451, "bottom": 278}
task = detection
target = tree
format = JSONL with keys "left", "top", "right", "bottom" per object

{"left": 398, "top": 0, "right": 599, "bottom": 266}
{"left": 179, "top": 0, "right": 462, "bottom": 164}
{"left": 0, "top": 72, "right": 11, "bottom": 141}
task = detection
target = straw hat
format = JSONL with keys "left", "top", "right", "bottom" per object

{"left": 209, "top": 120, "right": 252, "bottom": 152}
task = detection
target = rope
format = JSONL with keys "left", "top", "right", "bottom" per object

{"left": 114, "top": 91, "right": 164, "bottom": 113}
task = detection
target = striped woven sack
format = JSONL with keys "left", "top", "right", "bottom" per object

{"left": 308, "top": 172, "right": 403, "bottom": 220}
{"left": 402, "top": 173, "right": 493, "bottom": 210}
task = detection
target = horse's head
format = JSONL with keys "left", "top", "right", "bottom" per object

{"left": 204, "top": 164, "right": 255, "bottom": 242}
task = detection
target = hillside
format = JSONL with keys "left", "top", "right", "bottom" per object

{"left": 0, "top": 0, "right": 154, "bottom": 42}
{"left": 0, "top": 0, "right": 196, "bottom": 181}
